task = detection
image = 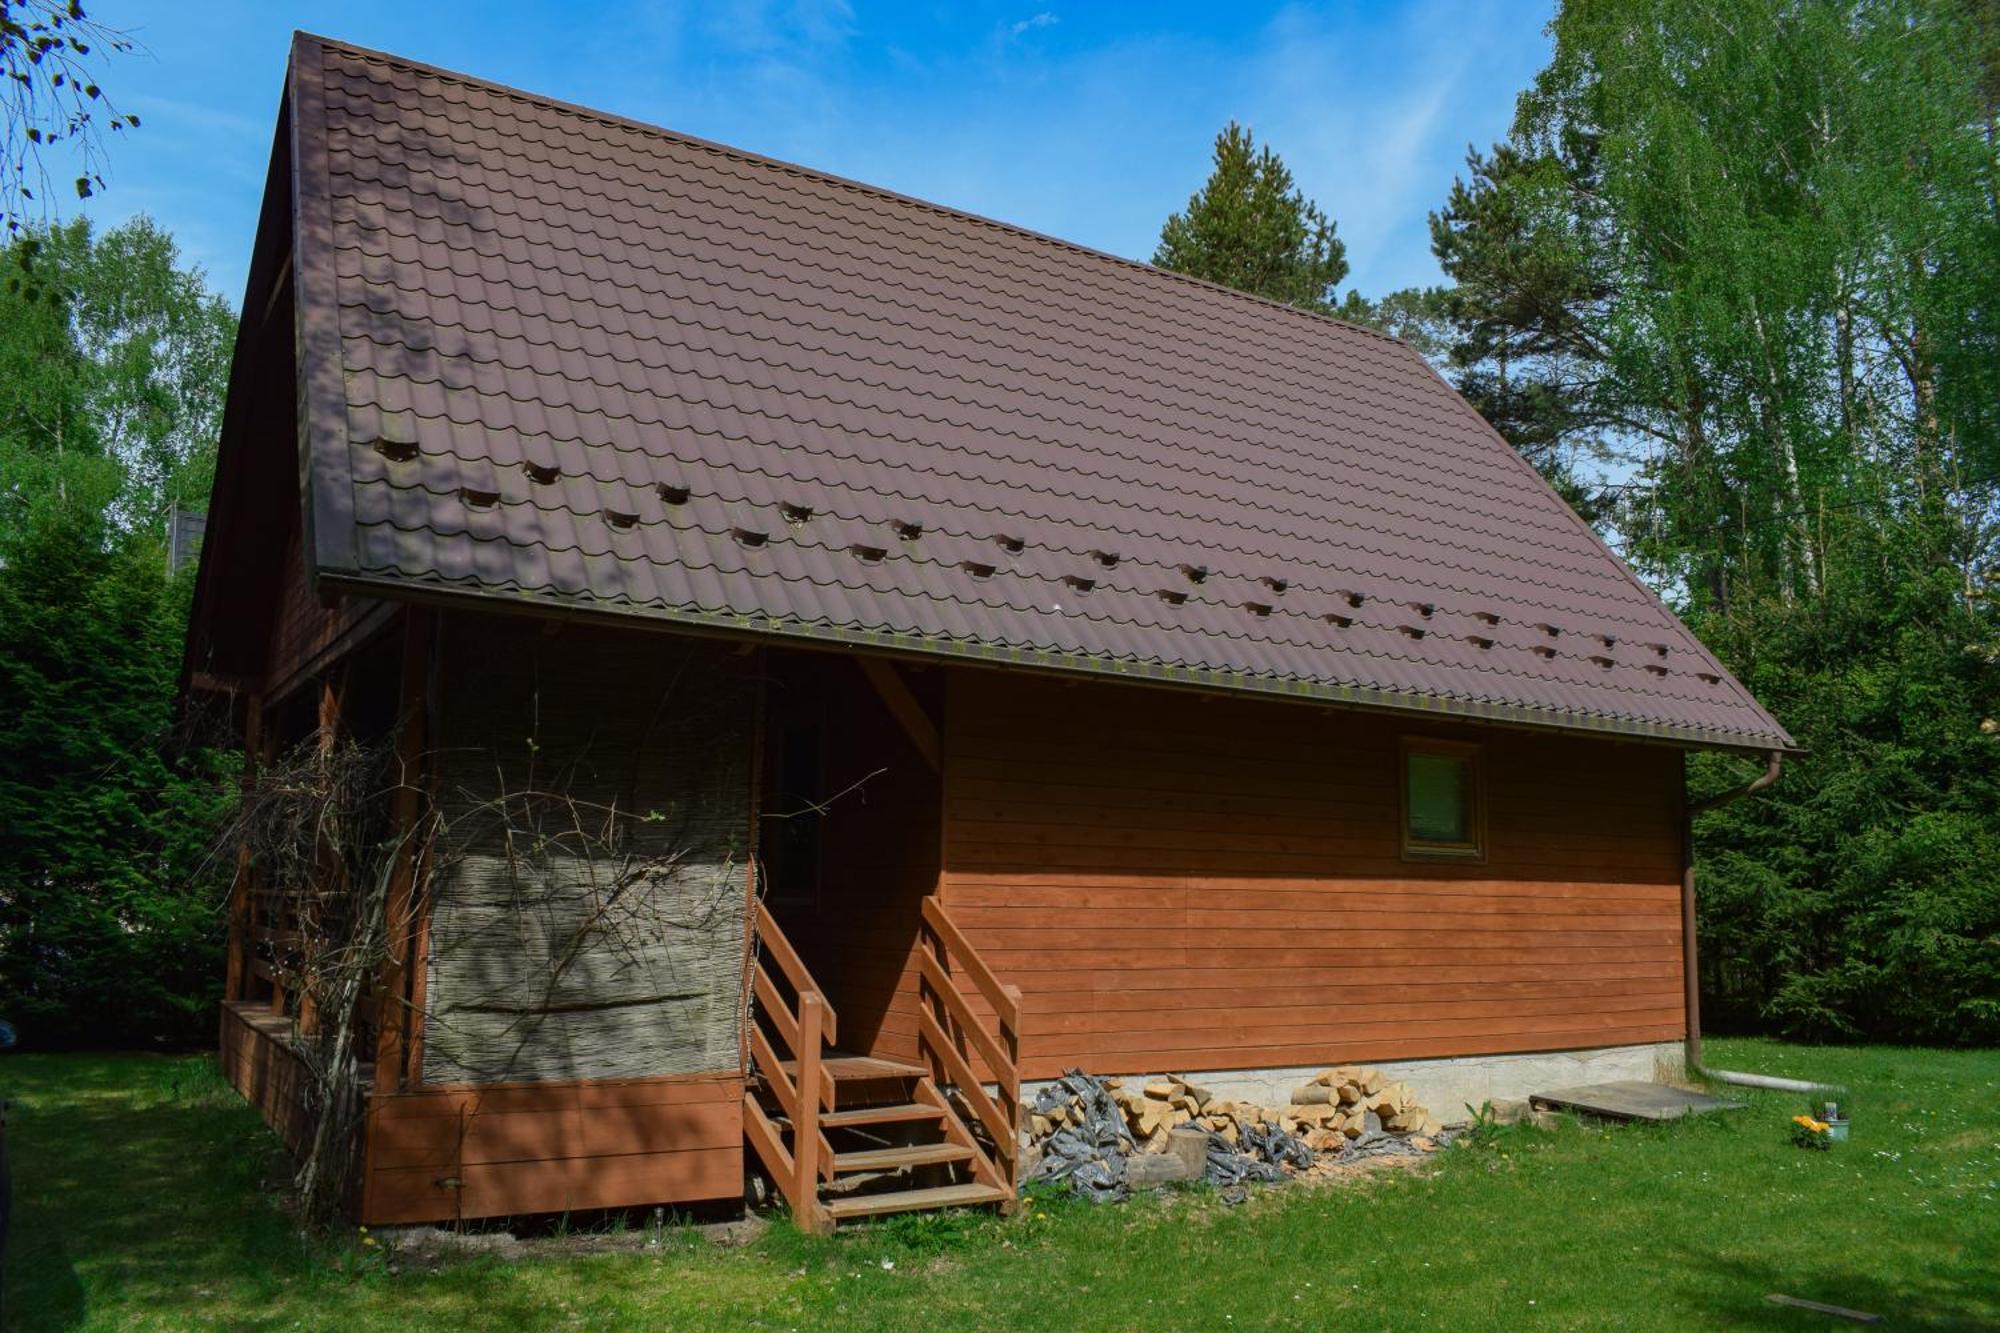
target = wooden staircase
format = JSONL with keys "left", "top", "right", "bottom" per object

{"left": 743, "top": 899, "right": 1021, "bottom": 1232}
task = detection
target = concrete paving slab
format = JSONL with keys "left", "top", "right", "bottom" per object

{"left": 1530, "top": 1080, "right": 1745, "bottom": 1122}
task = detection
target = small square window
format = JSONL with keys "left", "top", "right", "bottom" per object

{"left": 1402, "top": 739, "right": 1483, "bottom": 859}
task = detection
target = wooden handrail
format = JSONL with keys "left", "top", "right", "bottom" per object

{"left": 918, "top": 1007, "right": 1015, "bottom": 1162}
{"left": 920, "top": 897, "right": 1019, "bottom": 1031}
{"left": 752, "top": 967, "right": 799, "bottom": 1051}
{"left": 743, "top": 900, "right": 838, "bottom": 1234}
{"left": 748, "top": 1024, "right": 797, "bottom": 1118}
{"left": 753, "top": 900, "right": 837, "bottom": 1045}
{"left": 916, "top": 897, "right": 1022, "bottom": 1198}
{"left": 916, "top": 951, "right": 1016, "bottom": 1090}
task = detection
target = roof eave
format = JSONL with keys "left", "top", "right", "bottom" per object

{"left": 318, "top": 571, "right": 1800, "bottom": 757}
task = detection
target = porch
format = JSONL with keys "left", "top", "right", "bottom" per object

{"left": 215, "top": 625, "right": 1025, "bottom": 1230}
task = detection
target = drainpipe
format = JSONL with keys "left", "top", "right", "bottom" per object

{"left": 1681, "top": 750, "right": 1841, "bottom": 1096}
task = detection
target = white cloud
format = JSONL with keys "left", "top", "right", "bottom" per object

{"left": 1010, "top": 12, "right": 1059, "bottom": 37}
{"left": 1218, "top": 0, "right": 1541, "bottom": 294}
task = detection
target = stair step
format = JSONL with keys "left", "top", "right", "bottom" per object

{"left": 817, "top": 1101, "right": 949, "bottom": 1129}
{"left": 780, "top": 1055, "right": 928, "bottom": 1082}
{"left": 823, "top": 1182, "right": 1011, "bottom": 1220}
{"left": 832, "top": 1142, "right": 975, "bottom": 1173}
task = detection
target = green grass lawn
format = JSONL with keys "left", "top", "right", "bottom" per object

{"left": 2, "top": 1039, "right": 1995, "bottom": 1330}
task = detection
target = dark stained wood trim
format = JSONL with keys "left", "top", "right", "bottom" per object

{"left": 259, "top": 250, "right": 294, "bottom": 328}
{"left": 737, "top": 647, "right": 765, "bottom": 1080}
{"left": 316, "top": 571, "right": 1794, "bottom": 758}
{"left": 858, "top": 656, "right": 940, "bottom": 771}
{"left": 373, "top": 607, "right": 434, "bottom": 1091}
{"left": 224, "top": 694, "right": 264, "bottom": 1001}
{"left": 191, "top": 670, "right": 260, "bottom": 695}
{"left": 262, "top": 598, "right": 397, "bottom": 710}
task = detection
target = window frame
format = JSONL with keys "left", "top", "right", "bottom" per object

{"left": 1399, "top": 737, "right": 1486, "bottom": 862}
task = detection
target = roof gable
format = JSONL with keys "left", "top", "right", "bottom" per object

{"left": 279, "top": 32, "right": 1792, "bottom": 753}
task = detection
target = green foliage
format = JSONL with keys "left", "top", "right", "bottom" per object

{"left": 0, "top": 216, "right": 234, "bottom": 542}
{"left": 1333, "top": 284, "right": 1455, "bottom": 358}
{"left": 1422, "top": 0, "right": 2000, "bottom": 1044}
{"left": 0, "top": 500, "right": 237, "bottom": 1045}
{"left": 1154, "top": 121, "right": 1348, "bottom": 312}
{"left": 872, "top": 1207, "right": 988, "bottom": 1257}
{"left": 0, "top": 217, "right": 237, "bottom": 1047}
{"left": 1458, "top": 1100, "right": 1503, "bottom": 1150}
{"left": 1691, "top": 531, "right": 2000, "bottom": 1044}
{"left": 1426, "top": 140, "right": 1621, "bottom": 519}
{"left": 1, "top": 1, "right": 141, "bottom": 236}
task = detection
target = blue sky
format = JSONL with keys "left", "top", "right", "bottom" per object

{"left": 80, "top": 1, "right": 1552, "bottom": 310}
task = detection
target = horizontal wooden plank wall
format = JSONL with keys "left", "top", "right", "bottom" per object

{"left": 219, "top": 1000, "right": 312, "bottom": 1155}
{"left": 939, "top": 670, "right": 1685, "bottom": 1080}
{"left": 360, "top": 1074, "right": 744, "bottom": 1225}
{"left": 263, "top": 511, "right": 380, "bottom": 701}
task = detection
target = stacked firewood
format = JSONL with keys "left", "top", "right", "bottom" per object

{"left": 1282, "top": 1066, "right": 1446, "bottom": 1149}
{"left": 1028, "top": 1067, "right": 1444, "bottom": 1156}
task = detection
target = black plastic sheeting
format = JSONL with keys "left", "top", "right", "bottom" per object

{"left": 1026, "top": 1069, "right": 1318, "bottom": 1202}
{"left": 1026, "top": 1070, "right": 1135, "bottom": 1201}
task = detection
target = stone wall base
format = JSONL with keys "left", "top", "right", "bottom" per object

{"left": 1029, "top": 1042, "right": 1687, "bottom": 1126}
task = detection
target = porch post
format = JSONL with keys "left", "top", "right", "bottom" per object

{"left": 794, "top": 991, "right": 827, "bottom": 1234}
{"left": 224, "top": 692, "right": 264, "bottom": 1002}
{"left": 374, "top": 606, "right": 435, "bottom": 1091}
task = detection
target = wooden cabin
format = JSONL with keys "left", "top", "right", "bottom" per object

{"left": 184, "top": 35, "right": 1794, "bottom": 1232}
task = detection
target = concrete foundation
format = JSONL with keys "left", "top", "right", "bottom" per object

{"left": 1026, "top": 1042, "right": 1686, "bottom": 1126}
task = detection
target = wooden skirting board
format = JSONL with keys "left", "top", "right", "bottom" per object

{"left": 220, "top": 1002, "right": 747, "bottom": 1226}
{"left": 359, "top": 1072, "right": 746, "bottom": 1225}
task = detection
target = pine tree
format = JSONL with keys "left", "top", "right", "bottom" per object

{"left": 1154, "top": 122, "right": 1347, "bottom": 312}
{"left": 0, "top": 218, "right": 238, "bottom": 1046}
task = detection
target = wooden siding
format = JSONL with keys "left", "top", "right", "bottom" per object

{"left": 939, "top": 670, "right": 1686, "bottom": 1080}
{"left": 219, "top": 1000, "right": 312, "bottom": 1155}
{"left": 263, "top": 515, "right": 383, "bottom": 700}
{"left": 360, "top": 1074, "right": 743, "bottom": 1225}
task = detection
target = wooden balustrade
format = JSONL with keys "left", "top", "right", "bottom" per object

{"left": 744, "top": 896, "right": 1021, "bottom": 1228}
{"left": 742, "top": 899, "right": 837, "bottom": 1233}
{"left": 917, "top": 896, "right": 1022, "bottom": 1192}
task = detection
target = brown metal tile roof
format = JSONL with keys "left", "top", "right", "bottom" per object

{"left": 287, "top": 33, "right": 1793, "bottom": 754}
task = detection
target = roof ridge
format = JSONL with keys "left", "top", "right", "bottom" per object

{"left": 294, "top": 30, "right": 1409, "bottom": 351}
